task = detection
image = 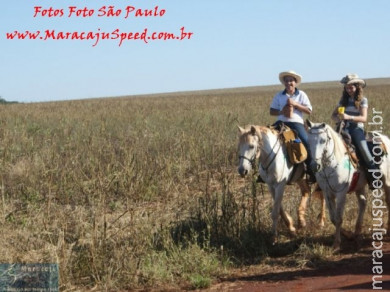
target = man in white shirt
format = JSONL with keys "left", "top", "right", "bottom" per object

{"left": 270, "top": 70, "right": 315, "bottom": 183}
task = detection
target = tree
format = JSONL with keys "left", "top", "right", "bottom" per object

{"left": 0, "top": 96, "right": 18, "bottom": 104}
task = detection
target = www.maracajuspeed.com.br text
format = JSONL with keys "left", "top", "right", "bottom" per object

{"left": 5, "top": 27, "right": 193, "bottom": 47}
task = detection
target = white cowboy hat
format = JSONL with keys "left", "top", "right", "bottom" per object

{"left": 279, "top": 71, "right": 302, "bottom": 85}
{"left": 340, "top": 73, "right": 366, "bottom": 88}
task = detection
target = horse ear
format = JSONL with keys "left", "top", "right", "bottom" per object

{"left": 250, "top": 125, "right": 257, "bottom": 136}
{"left": 238, "top": 126, "right": 245, "bottom": 134}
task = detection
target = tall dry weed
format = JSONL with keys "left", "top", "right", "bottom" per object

{"left": 0, "top": 81, "right": 389, "bottom": 290}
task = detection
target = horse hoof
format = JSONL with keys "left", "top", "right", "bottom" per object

{"left": 289, "top": 229, "right": 297, "bottom": 237}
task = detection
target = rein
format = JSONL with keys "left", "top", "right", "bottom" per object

{"left": 260, "top": 133, "right": 283, "bottom": 172}
{"left": 239, "top": 153, "right": 257, "bottom": 169}
{"left": 238, "top": 130, "right": 282, "bottom": 172}
{"left": 319, "top": 131, "right": 336, "bottom": 166}
{"left": 260, "top": 131, "right": 299, "bottom": 185}
{"left": 310, "top": 127, "right": 351, "bottom": 193}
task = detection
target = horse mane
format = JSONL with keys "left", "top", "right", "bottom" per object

{"left": 325, "top": 124, "right": 347, "bottom": 161}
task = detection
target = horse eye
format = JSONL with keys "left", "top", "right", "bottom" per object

{"left": 320, "top": 138, "right": 326, "bottom": 144}
{"left": 249, "top": 145, "right": 255, "bottom": 149}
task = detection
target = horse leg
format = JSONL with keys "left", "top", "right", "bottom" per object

{"left": 297, "top": 195, "right": 308, "bottom": 228}
{"left": 324, "top": 193, "right": 340, "bottom": 250}
{"left": 270, "top": 184, "right": 292, "bottom": 244}
{"left": 318, "top": 191, "right": 326, "bottom": 228}
{"left": 279, "top": 206, "right": 296, "bottom": 235}
{"left": 297, "top": 180, "right": 310, "bottom": 228}
{"left": 311, "top": 183, "right": 326, "bottom": 227}
{"left": 354, "top": 189, "right": 367, "bottom": 237}
{"left": 333, "top": 192, "right": 347, "bottom": 251}
{"left": 269, "top": 187, "right": 279, "bottom": 244}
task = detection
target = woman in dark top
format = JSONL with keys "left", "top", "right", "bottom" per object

{"left": 331, "top": 73, "right": 377, "bottom": 187}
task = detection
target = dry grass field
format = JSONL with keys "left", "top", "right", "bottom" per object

{"left": 0, "top": 78, "right": 389, "bottom": 290}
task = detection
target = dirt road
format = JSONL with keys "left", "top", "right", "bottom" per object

{"left": 208, "top": 240, "right": 390, "bottom": 292}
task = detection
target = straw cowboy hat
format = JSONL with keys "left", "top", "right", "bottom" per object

{"left": 279, "top": 71, "right": 302, "bottom": 85}
{"left": 340, "top": 73, "right": 366, "bottom": 88}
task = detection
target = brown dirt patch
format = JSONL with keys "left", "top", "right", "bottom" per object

{"left": 207, "top": 240, "right": 390, "bottom": 291}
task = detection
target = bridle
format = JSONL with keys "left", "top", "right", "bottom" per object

{"left": 238, "top": 152, "right": 257, "bottom": 169}
{"left": 238, "top": 130, "right": 283, "bottom": 173}
{"left": 309, "top": 127, "right": 351, "bottom": 193}
{"left": 310, "top": 128, "right": 336, "bottom": 168}
{"left": 238, "top": 133, "right": 260, "bottom": 170}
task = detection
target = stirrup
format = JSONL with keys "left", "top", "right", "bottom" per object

{"left": 306, "top": 172, "right": 316, "bottom": 184}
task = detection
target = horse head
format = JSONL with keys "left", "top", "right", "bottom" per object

{"left": 237, "top": 125, "right": 261, "bottom": 177}
{"left": 306, "top": 120, "right": 333, "bottom": 173}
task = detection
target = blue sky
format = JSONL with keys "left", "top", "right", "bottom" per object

{"left": 1, "top": 0, "right": 389, "bottom": 102}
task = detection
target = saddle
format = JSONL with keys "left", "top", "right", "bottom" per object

{"left": 339, "top": 131, "right": 359, "bottom": 169}
{"left": 366, "top": 131, "right": 388, "bottom": 164}
{"left": 339, "top": 130, "right": 387, "bottom": 169}
{"left": 271, "top": 123, "right": 307, "bottom": 165}
{"left": 339, "top": 130, "right": 387, "bottom": 192}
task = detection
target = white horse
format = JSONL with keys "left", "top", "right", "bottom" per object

{"left": 306, "top": 120, "right": 390, "bottom": 250}
{"left": 237, "top": 125, "right": 325, "bottom": 244}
